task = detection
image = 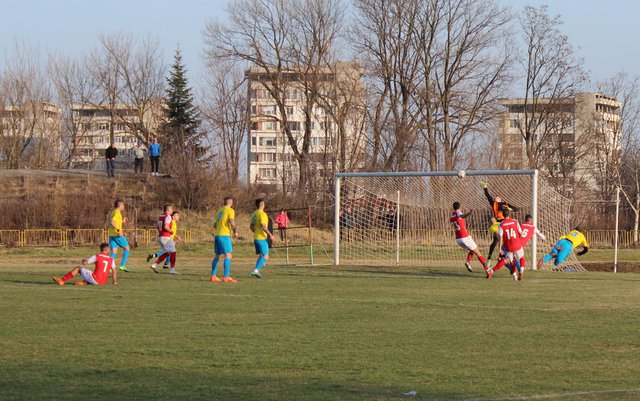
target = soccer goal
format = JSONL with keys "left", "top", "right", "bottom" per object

{"left": 333, "top": 170, "right": 584, "bottom": 271}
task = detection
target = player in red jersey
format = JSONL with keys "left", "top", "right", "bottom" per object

{"left": 52, "top": 243, "right": 117, "bottom": 286}
{"left": 514, "top": 214, "right": 546, "bottom": 280}
{"left": 150, "top": 204, "right": 179, "bottom": 274}
{"left": 488, "top": 208, "right": 523, "bottom": 281}
{"left": 450, "top": 202, "right": 490, "bottom": 277}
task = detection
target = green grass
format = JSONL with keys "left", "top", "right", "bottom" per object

{"left": 1, "top": 245, "right": 640, "bottom": 401}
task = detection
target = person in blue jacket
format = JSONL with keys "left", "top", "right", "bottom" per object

{"left": 149, "top": 137, "right": 161, "bottom": 176}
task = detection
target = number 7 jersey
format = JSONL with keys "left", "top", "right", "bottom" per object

{"left": 86, "top": 253, "right": 115, "bottom": 285}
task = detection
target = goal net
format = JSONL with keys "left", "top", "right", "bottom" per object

{"left": 334, "top": 170, "right": 584, "bottom": 272}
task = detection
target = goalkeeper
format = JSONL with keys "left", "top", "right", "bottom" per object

{"left": 538, "top": 227, "right": 589, "bottom": 268}
{"left": 481, "top": 181, "right": 518, "bottom": 260}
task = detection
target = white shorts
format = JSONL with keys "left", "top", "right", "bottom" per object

{"left": 157, "top": 236, "right": 176, "bottom": 253}
{"left": 80, "top": 267, "right": 98, "bottom": 285}
{"left": 456, "top": 236, "right": 478, "bottom": 252}
{"left": 504, "top": 248, "right": 525, "bottom": 262}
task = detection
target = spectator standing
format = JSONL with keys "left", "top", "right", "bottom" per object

{"left": 275, "top": 209, "right": 290, "bottom": 244}
{"left": 133, "top": 142, "right": 146, "bottom": 174}
{"left": 149, "top": 137, "right": 161, "bottom": 176}
{"left": 105, "top": 143, "right": 118, "bottom": 177}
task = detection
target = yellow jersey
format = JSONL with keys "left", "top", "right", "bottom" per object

{"left": 108, "top": 209, "right": 123, "bottom": 236}
{"left": 214, "top": 206, "right": 235, "bottom": 236}
{"left": 251, "top": 209, "right": 269, "bottom": 240}
{"left": 489, "top": 221, "right": 500, "bottom": 235}
{"left": 170, "top": 220, "right": 177, "bottom": 240}
{"left": 560, "top": 230, "right": 589, "bottom": 248}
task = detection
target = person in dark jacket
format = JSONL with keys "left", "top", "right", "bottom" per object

{"left": 105, "top": 143, "right": 118, "bottom": 177}
{"left": 481, "top": 181, "right": 518, "bottom": 261}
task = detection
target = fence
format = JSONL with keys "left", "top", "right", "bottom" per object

{"left": 0, "top": 228, "right": 637, "bottom": 248}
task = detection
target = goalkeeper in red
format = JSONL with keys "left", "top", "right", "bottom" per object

{"left": 449, "top": 202, "right": 490, "bottom": 277}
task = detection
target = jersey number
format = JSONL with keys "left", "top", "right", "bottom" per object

{"left": 505, "top": 228, "right": 517, "bottom": 239}
{"left": 521, "top": 229, "right": 529, "bottom": 238}
{"left": 102, "top": 260, "right": 110, "bottom": 273}
{"left": 451, "top": 222, "right": 461, "bottom": 231}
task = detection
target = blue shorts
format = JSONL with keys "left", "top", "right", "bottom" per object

{"left": 254, "top": 239, "right": 269, "bottom": 256}
{"left": 214, "top": 236, "right": 233, "bottom": 255}
{"left": 109, "top": 236, "right": 129, "bottom": 249}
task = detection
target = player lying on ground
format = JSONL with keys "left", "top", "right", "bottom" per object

{"left": 149, "top": 204, "right": 180, "bottom": 275}
{"left": 107, "top": 199, "right": 131, "bottom": 272}
{"left": 488, "top": 208, "right": 523, "bottom": 281}
{"left": 211, "top": 196, "right": 238, "bottom": 283}
{"left": 250, "top": 198, "right": 276, "bottom": 279}
{"left": 538, "top": 227, "right": 589, "bottom": 269}
{"left": 481, "top": 182, "right": 518, "bottom": 261}
{"left": 147, "top": 211, "right": 182, "bottom": 269}
{"left": 449, "top": 202, "right": 490, "bottom": 277}
{"left": 52, "top": 243, "right": 117, "bottom": 286}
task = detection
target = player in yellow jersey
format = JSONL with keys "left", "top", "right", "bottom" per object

{"left": 107, "top": 200, "right": 131, "bottom": 272}
{"left": 210, "top": 197, "right": 238, "bottom": 283}
{"left": 147, "top": 211, "right": 182, "bottom": 269}
{"left": 538, "top": 227, "right": 589, "bottom": 268}
{"left": 250, "top": 198, "right": 276, "bottom": 279}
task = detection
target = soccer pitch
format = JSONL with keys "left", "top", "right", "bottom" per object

{"left": 1, "top": 245, "right": 639, "bottom": 401}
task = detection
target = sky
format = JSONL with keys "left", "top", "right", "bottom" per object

{"left": 0, "top": 0, "right": 639, "bottom": 88}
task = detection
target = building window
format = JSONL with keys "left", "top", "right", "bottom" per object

{"left": 285, "top": 90, "right": 299, "bottom": 100}
{"left": 261, "top": 153, "right": 276, "bottom": 162}
{"left": 98, "top": 123, "right": 109, "bottom": 130}
{"left": 251, "top": 136, "right": 257, "bottom": 146}
{"left": 259, "top": 137, "right": 276, "bottom": 147}
{"left": 259, "top": 168, "right": 276, "bottom": 178}
{"left": 509, "top": 119, "right": 519, "bottom": 129}
{"left": 286, "top": 106, "right": 294, "bottom": 115}
{"left": 251, "top": 122, "right": 259, "bottom": 130}
{"left": 265, "top": 121, "right": 277, "bottom": 130}
{"left": 250, "top": 153, "right": 257, "bottom": 162}
{"left": 320, "top": 121, "right": 333, "bottom": 130}
{"left": 287, "top": 121, "right": 301, "bottom": 131}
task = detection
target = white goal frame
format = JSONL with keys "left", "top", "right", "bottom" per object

{"left": 333, "top": 169, "right": 540, "bottom": 267}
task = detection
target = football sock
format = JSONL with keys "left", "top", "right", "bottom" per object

{"left": 211, "top": 258, "right": 219, "bottom": 276}
{"left": 513, "top": 258, "right": 522, "bottom": 272}
{"left": 493, "top": 259, "right": 506, "bottom": 272}
{"left": 519, "top": 257, "right": 526, "bottom": 269}
{"left": 466, "top": 252, "right": 473, "bottom": 263}
{"left": 223, "top": 258, "right": 231, "bottom": 277}
{"left": 170, "top": 252, "right": 176, "bottom": 268}
{"left": 255, "top": 257, "right": 267, "bottom": 271}
{"left": 157, "top": 253, "right": 169, "bottom": 264}
{"left": 478, "top": 255, "right": 487, "bottom": 265}
{"left": 121, "top": 249, "right": 130, "bottom": 266}
{"left": 62, "top": 272, "right": 74, "bottom": 282}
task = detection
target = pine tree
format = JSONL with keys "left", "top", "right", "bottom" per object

{"left": 163, "top": 48, "right": 205, "bottom": 159}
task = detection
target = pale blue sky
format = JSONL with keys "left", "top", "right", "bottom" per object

{"left": 0, "top": 0, "right": 638, "bottom": 88}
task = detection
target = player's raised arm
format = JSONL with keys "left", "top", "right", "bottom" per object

{"left": 535, "top": 228, "right": 546, "bottom": 242}
{"left": 482, "top": 183, "right": 494, "bottom": 205}
{"left": 460, "top": 209, "right": 474, "bottom": 219}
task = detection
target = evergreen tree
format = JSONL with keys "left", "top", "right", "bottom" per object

{"left": 163, "top": 48, "right": 205, "bottom": 159}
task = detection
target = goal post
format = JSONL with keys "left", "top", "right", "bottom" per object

{"left": 334, "top": 169, "right": 583, "bottom": 271}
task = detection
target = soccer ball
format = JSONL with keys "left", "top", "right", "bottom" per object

{"left": 457, "top": 170, "right": 466, "bottom": 178}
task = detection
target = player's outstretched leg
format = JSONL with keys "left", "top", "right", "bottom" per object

{"left": 222, "top": 253, "right": 237, "bottom": 283}
{"left": 464, "top": 251, "right": 474, "bottom": 272}
{"left": 52, "top": 266, "right": 82, "bottom": 286}
{"left": 251, "top": 239, "right": 270, "bottom": 279}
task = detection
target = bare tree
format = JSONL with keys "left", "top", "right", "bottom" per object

{"left": 513, "top": 5, "right": 587, "bottom": 170}
{"left": 50, "top": 53, "right": 100, "bottom": 168}
{"left": 204, "top": 0, "right": 344, "bottom": 192}
{"left": 201, "top": 61, "right": 248, "bottom": 184}
{"left": 0, "top": 42, "right": 55, "bottom": 169}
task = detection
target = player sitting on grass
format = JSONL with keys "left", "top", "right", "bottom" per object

{"left": 538, "top": 227, "right": 589, "bottom": 269}
{"left": 147, "top": 211, "right": 182, "bottom": 269}
{"left": 449, "top": 202, "right": 490, "bottom": 276}
{"left": 250, "top": 198, "right": 276, "bottom": 279}
{"left": 53, "top": 243, "right": 117, "bottom": 286}
{"left": 210, "top": 197, "right": 238, "bottom": 283}
{"left": 107, "top": 199, "right": 131, "bottom": 272}
{"left": 488, "top": 208, "right": 523, "bottom": 281}
{"left": 149, "top": 204, "right": 180, "bottom": 275}
{"left": 481, "top": 182, "right": 518, "bottom": 261}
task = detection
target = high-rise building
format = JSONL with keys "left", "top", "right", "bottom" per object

{"left": 498, "top": 93, "right": 622, "bottom": 194}
{"left": 245, "top": 62, "right": 367, "bottom": 190}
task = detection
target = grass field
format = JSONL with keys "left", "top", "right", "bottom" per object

{"left": 1, "top": 245, "right": 639, "bottom": 401}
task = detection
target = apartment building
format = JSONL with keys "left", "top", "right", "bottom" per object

{"left": 498, "top": 92, "right": 622, "bottom": 194}
{"left": 70, "top": 103, "right": 163, "bottom": 169}
{"left": 245, "top": 62, "right": 366, "bottom": 189}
